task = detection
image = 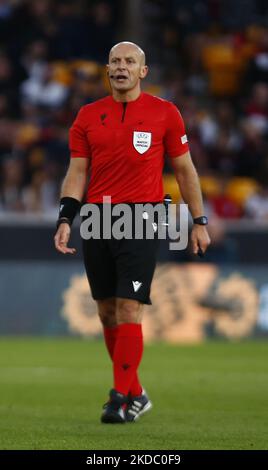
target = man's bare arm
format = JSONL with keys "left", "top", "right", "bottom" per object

{"left": 169, "top": 151, "right": 204, "bottom": 218}
{"left": 61, "top": 157, "right": 90, "bottom": 200}
{"left": 169, "top": 151, "right": 211, "bottom": 254}
{"left": 54, "top": 158, "right": 90, "bottom": 255}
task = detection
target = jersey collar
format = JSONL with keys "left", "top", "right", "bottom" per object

{"left": 110, "top": 92, "right": 145, "bottom": 105}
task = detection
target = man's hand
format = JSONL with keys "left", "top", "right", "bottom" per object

{"left": 54, "top": 223, "right": 76, "bottom": 255}
{"left": 191, "top": 225, "right": 211, "bottom": 256}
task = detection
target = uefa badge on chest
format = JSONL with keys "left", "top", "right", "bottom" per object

{"left": 133, "top": 131, "right": 152, "bottom": 154}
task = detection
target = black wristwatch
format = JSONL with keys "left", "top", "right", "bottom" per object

{"left": 193, "top": 216, "right": 208, "bottom": 225}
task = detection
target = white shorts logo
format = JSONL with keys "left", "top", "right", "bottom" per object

{"left": 133, "top": 131, "right": 152, "bottom": 154}
{"left": 132, "top": 281, "right": 142, "bottom": 292}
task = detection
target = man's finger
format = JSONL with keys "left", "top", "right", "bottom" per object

{"left": 198, "top": 238, "right": 211, "bottom": 253}
{"left": 56, "top": 243, "right": 76, "bottom": 254}
{"left": 54, "top": 234, "right": 76, "bottom": 255}
{"left": 197, "top": 247, "right": 204, "bottom": 258}
{"left": 60, "top": 246, "right": 76, "bottom": 254}
{"left": 193, "top": 247, "right": 198, "bottom": 255}
{"left": 191, "top": 238, "right": 199, "bottom": 254}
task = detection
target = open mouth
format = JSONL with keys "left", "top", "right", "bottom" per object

{"left": 114, "top": 74, "right": 128, "bottom": 82}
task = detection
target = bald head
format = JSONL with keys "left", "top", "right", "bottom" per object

{"left": 109, "top": 41, "right": 146, "bottom": 66}
{"left": 107, "top": 41, "right": 148, "bottom": 100}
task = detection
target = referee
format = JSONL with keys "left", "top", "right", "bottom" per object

{"left": 54, "top": 42, "right": 210, "bottom": 424}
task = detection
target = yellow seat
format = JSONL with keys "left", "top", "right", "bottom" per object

{"left": 163, "top": 174, "right": 181, "bottom": 203}
{"left": 143, "top": 84, "right": 163, "bottom": 97}
{"left": 71, "top": 60, "right": 100, "bottom": 73}
{"left": 52, "top": 61, "right": 73, "bottom": 86}
{"left": 199, "top": 175, "right": 221, "bottom": 198}
{"left": 202, "top": 43, "right": 243, "bottom": 95}
{"left": 100, "top": 64, "right": 111, "bottom": 92}
{"left": 225, "top": 177, "right": 259, "bottom": 206}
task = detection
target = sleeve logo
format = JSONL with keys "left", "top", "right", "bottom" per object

{"left": 181, "top": 134, "right": 188, "bottom": 144}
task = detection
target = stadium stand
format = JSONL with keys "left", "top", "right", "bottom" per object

{"left": 0, "top": 0, "right": 268, "bottom": 221}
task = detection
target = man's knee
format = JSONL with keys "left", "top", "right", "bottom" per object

{"left": 116, "top": 298, "right": 143, "bottom": 324}
{"left": 97, "top": 298, "right": 117, "bottom": 327}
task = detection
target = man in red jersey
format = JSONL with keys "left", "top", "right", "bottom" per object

{"left": 54, "top": 42, "right": 210, "bottom": 424}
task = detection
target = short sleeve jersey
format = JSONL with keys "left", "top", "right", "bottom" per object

{"left": 69, "top": 92, "right": 189, "bottom": 203}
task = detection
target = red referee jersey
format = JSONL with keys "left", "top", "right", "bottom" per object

{"left": 69, "top": 92, "right": 189, "bottom": 203}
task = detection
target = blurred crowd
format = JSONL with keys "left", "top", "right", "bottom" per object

{"left": 1, "top": 0, "right": 268, "bottom": 222}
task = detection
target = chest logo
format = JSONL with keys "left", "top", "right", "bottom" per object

{"left": 133, "top": 131, "right": 152, "bottom": 154}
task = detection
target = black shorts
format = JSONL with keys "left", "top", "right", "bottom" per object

{"left": 82, "top": 203, "right": 161, "bottom": 304}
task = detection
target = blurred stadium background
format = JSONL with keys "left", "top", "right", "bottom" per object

{"left": 1, "top": 0, "right": 268, "bottom": 450}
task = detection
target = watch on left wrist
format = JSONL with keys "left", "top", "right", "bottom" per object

{"left": 193, "top": 216, "right": 208, "bottom": 225}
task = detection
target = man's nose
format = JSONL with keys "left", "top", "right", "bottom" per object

{"left": 118, "top": 61, "right": 127, "bottom": 69}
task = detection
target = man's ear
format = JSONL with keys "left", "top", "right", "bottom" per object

{"left": 140, "top": 65, "right": 148, "bottom": 80}
{"left": 106, "top": 64, "right": 110, "bottom": 75}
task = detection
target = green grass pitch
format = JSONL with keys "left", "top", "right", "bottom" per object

{"left": 0, "top": 338, "right": 267, "bottom": 450}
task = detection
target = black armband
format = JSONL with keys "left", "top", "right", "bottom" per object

{"left": 56, "top": 197, "right": 80, "bottom": 229}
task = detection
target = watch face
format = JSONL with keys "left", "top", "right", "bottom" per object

{"left": 194, "top": 216, "right": 208, "bottom": 225}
